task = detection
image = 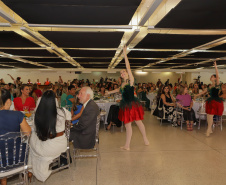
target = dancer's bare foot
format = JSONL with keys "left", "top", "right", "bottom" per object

{"left": 144, "top": 138, "right": 149, "bottom": 146}
{"left": 205, "top": 132, "right": 210, "bottom": 137}
{"left": 120, "top": 146, "right": 130, "bottom": 151}
{"left": 206, "top": 129, "right": 213, "bottom": 136}
{"left": 106, "top": 125, "right": 111, "bottom": 130}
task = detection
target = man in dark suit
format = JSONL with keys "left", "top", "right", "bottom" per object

{"left": 70, "top": 87, "right": 100, "bottom": 149}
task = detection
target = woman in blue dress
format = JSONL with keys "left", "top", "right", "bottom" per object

{"left": 0, "top": 89, "right": 31, "bottom": 185}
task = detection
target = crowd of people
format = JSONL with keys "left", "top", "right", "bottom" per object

{"left": 153, "top": 61, "right": 226, "bottom": 133}
{"left": 0, "top": 53, "right": 226, "bottom": 184}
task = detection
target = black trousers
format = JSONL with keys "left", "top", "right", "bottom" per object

{"left": 107, "top": 105, "right": 122, "bottom": 127}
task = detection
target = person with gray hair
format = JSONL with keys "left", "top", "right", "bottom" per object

{"left": 70, "top": 87, "right": 99, "bottom": 149}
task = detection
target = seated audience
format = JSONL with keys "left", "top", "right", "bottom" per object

{"left": 36, "top": 79, "right": 41, "bottom": 85}
{"left": 66, "top": 85, "right": 76, "bottom": 110}
{"left": 7, "top": 74, "right": 22, "bottom": 87}
{"left": 137, "top": 86, "right": 150, "bottom": 110}
{"left": 29, "top": 90, "right": 71, "bottom": 182}
{"left": 70, "top": 87, "right": 100, "bottom": 149}
{"left": 0, "top": 89, "right": 31, "bottom": 185}
{"left": 27, "top": 79, "right": 32, "bottom": 85}
{"left": 147, "top": 86, "right": 156, "bottom": 109}
{"left": 61, "top": 87, "right": 68, "bottom": 107}
{"left": 220, "top": 83, "right": 226, "bottom": 99}
{"left": 192, "top": 83, "right": 199, "bottom": 95}
{"left": 44, "top": 78, "right": 50, "bottom": 85}
{"left": 71, "top": 97, "right": 84, "bottom": 125}
{"left": 160, "top": 85, "right": 177, "bottom": 126}
{"left": 156, "top": 79, "right": 162, "bottom": 88}
{"left": 176, "top": 86, "right": 196, "bottom": 131}
{"left": 168, "top": 84, "right": 174, "bottom": 95}
{"left": 58, "top": 76, "right": 63, "bottom": 85}
{"left": 30, "top": 84, "right": 42, "bottom": 103}
{"left": 56, "top": 85, "right": 63, "bottom": 97}
{"left": 188, "top": 83, "right": 193, "bottom": 92}
{"left": 0, "top": 78, "right": 5, "bottom": 85}
{"left": 106, "top": 104, "right": 122, "bottom": 130}
{"left": 13, "top": 85, "right": 36, "bottom": 111}
{"left": 99, "top": 86, "right": 106, "bottom": 96}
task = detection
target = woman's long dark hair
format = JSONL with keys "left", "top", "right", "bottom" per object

{"left": 161, "top": 85, "right": 171, "bottom": 96}
{"left": 35, "top": 90, "right": 57, "bottom": 141}
{"left": 0, "top": 89, "right": 11, "bottom": 108}
{"left": 30, "top": 84, "right": 38, "bottom": 96}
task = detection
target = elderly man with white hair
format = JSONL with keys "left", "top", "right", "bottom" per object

{"left": 70, "top": 86, "right": 100, "bottom": 149}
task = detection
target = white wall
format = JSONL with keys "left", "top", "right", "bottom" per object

{"left": 0, "top": 69, "right": 79, "bottom": 84}
{"left": 191, "top": 71, "right": 226, "bottom": 84}
{"left": 0, "top": 69, "right": 225, "bottom": 85}
{"left": 134, "top": 71, "right": 182, "bottom": 84}
{"left": 0, "top": 69, "right": 120, "bottom": 84}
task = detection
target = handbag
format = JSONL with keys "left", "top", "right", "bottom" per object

{"left": 153, "top": 98, "right": 165, "bottom": 119}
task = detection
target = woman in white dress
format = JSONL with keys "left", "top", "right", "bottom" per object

{"left": 29, "top": 90, "right": 71, "bottom": 182}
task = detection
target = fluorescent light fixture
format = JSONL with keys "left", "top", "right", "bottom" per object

{"left": 28, "top": 24, "right": 133, "bottom": 30}
{"left": 39, "top": 69, "right": 53, "bottom": 71}
{"left": 147, "top": 26, "right": 155, "bottom": 30}
{"left": 0, "top": 23, "right": 11, "bottom": 27}
{"left": 20, "top": 27, "right": 50, "bottom": 47}
{"left": 0, "top": 64, "right": 14, "bottom": 67}
{"left": 125, "top": 29, "right": 140, "bottom": 46}
{"left": 0, "top": 9, "right": 17, "bottom": 23}
{"left": 152, "top": 72, "right": 160, "bottom": 73}
{"left": 82, "top": 70, "right": 92, "bottom": 73}
{"left": 138, "top": 0, "right": 163, "bottom": 26}
{"left": 107, "top": 70, "right": 117, "bottom": 73}
{"left": 136, "top": 70, "right": 148, "bottom": 75}
{"left": 196, "top": 67, "right": 204, "bottom": 69}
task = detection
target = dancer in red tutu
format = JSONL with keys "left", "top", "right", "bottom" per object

{"left": 106, "top": 46, "right": 149, "bottom": 150}
{"left": 195, "top": 61, "right": 224, "bottom": 136}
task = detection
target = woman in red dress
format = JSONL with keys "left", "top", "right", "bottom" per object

{"left": 195, "top": 61, "right": 224, "bottom": 136}
{"left": 13, "top": 85, "right": 36, "bottom": 111}
{"left": 106, "top": 46, "right": 149, "bottom": 150}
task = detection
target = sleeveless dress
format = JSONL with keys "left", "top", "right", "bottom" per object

{"left": 118, "top": 84, "right": 144, "bottom": 124}
{"left": 206, "top": 85, "right": 224, "bottom": 115}
{"left": 163, "top": 94, "right": 177, "bottom": 123}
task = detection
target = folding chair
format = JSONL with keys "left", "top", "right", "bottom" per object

{"left": 0, "top": 132, "right": 30, "bottom": 185}
{"left": 72, "top": 115, "right": 101, "bottom": 171}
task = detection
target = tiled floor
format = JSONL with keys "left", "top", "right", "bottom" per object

{"left": 8, "top": 112, "right": 226, "bottom": 185}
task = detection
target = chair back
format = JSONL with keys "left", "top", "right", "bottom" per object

{"left": 65, "top": 120, "right": 71, "bottom": 141}
{"left": 96, "top": 115, "right": 101, "bottom": 139}
{"left": 0, "top": 132, "right": 30, "bottom": 174}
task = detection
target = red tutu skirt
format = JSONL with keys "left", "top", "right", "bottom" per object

{"left": 118, "top": 102, "right": 144, "bottom": 124}
{"left": 206, "top": 100, "right": 224, "bottom": 116}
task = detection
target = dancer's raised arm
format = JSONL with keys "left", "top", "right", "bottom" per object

{"left": 123, "top": 46, "right": 134, "bottom": 86}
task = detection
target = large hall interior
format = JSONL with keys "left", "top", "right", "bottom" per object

{"left": 1, "top": 0, "right": 226, "bottom": 185}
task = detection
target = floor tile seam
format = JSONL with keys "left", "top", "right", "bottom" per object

{"left": 185, "top": 132, "right": 226, "bottom": 156}
{"left": 99, "top": 149, "right": 213, "bottom": 154}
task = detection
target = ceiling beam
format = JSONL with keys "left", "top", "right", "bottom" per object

{"left": 0, "top": 8, "right": 17, "bottom": 23}
{"left": 109, "top": 0, "right": 182, "bottom": 68}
